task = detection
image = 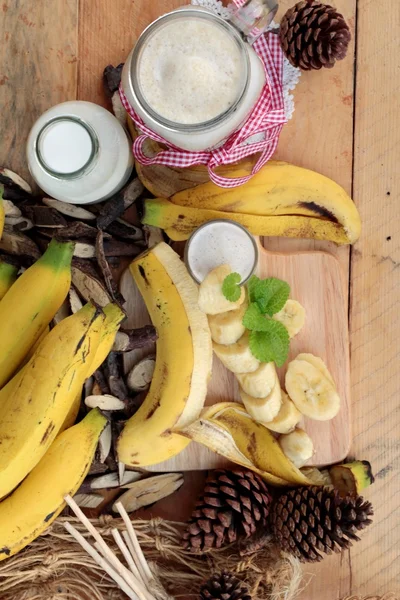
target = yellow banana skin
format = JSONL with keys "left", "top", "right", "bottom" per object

{"left": 0, "top": 303, "right": 103, "bottom": 499}
{"left": 0, "top": 260, "right": 18, "bottom": 300}
{"left": 0, "top": 409, "right": 106, "bottom": 561}
{"left": 0, "top": 238, "right": 74, "bottom": 388}
{"left": 143, "top": 198, "right": 352, "bottom": 244}
{"left": 118, "top": 243, "right": 212, "bottom": 467}
{"left": 170, "top": 160, "right": 361, "bottom": 243}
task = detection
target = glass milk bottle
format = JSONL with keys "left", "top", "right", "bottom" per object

{"left": 121, "top": 1, "right": 278, "bottom": 152}
{"left": 27, "top": 101, "right": 133, "bottom": 204}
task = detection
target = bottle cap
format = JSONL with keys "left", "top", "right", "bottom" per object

{"left": 36, "top": 117, "right": 96, "bottom": 176}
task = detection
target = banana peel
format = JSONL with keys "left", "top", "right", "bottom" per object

{"left": 177, "top": 402, "right": 313, "bottom": 487}
{"left": 329, "top": 460, "right": 374, "bottom": 496}
{"left": 143, "top": 198, "right": 352, "bottom": 244}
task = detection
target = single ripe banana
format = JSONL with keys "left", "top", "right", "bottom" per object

{"left": 285, "top": 358, "right": 340, "bottom": 421}
{"left": 296, "top": 352, "right": 335, "bottom": 386}
{"left": 263, "top": 390, "right": 302, "bottom": 434}
{"left": 240, "top": 378, "right": 282, "bottom": 423}
{"left": 198, "top": 264, "right": 245, "bottom": 315}
{"left": 213, "top": 330, "right": 259, "bottom": 374}
{"left": 279, "top": 428, "right": 314, "bottom": 468}
{"left": 236, "top": 361, "right": 277, "bottom": 398}
{"left": 273, "top": 299, "right": 306, "bottom": 338}
{"left": 208, "top": 299, "right": 248, "bottom": 345}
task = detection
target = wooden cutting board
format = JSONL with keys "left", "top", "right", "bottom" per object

{"left": 120, "top": 241, "right": 350, "bottom": 470}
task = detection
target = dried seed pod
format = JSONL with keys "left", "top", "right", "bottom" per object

{"left": 88, "top": 459, "right": 109, "bottom": 476}
{"left": 39, "top": 221, "right": 110, "bottom": 240}
{"left": 0, "top": 168, "right": 32, "bottom": 201}
{"left": 112, "top": 326, "right": 158, "bottom": 352}
{"left": 95, "top": 230, "right": 124, "bottom": 304}
{"left": 93, "top": 369, "right": 110, "bottom": 395}
{"left": 0, "top": 227, "right": 41, "bottom": 260}
{"left": 103, "top": 63, "right": 124, "bottom": 96}
{"left": 84, "top": 394, "right": 126, "bottom": 411}
{"left": 73, "top": 494, "right": 104, "bottom": 509}
{"left": 112, "top": 473, "right": 184, "bottom": 513}
{"left": 103, "top": 239, "right": 141, "bottom": 258}
{"left": 84, "top": 376, "right": 94, "bottom": 399}
{"left": 126, "top": 356, "right": 155, "bottom": 392}
{"left": 5, "top": 215, "right": 34, "bottom": 231}
{"left": 71, "top": 258, "right": 112, "bottom": 307}
{"left": 143, "top": 225, "right": 164, "bottom": 248}
{"left": 69, "top": 286, "right": 84, "bottom": 314}
{"left": 105, "top": 353, "right": 129, "bottom": 401}
{"left": 97, "top": 178, "right": 144, "bottom": 230}
{"left": 3, "top": 200, "right": 22, "bottom": 218}
{"left": 22, "top": 205, "right": 67, "bottom": 228}
{"left": 42, "top": 197, "right": 96, "bottom": 220}
{"left": 106, "top": 219, "right": 143, "bottom": 241}
{"left": 74, "top": 242, "right": 96, "bottom": 259}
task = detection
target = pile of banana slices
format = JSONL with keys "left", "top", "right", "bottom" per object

{"left": 180, "top": 265, "right": 341, "bottom": 483}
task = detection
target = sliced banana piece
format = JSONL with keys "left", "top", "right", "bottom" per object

{"left": 296, "top": 353, "right": 335, "bottom": 386}
{"left": 263, "top": 390, "right": 302, "bottom": 434}
{"left": 213, "top": 330, "right": 259, "bottom": 374}
{"left": 208, "top": 298, "right": 248, "bottom": 345}
{"left": 198, "top": 264, "right": 245, "bottom": 315}
{"left": 285, "top": 358, "right": 340, "bottom": 421}
{"left": 273, "top": 299, "right": 306, "bottom": 338}
{"left": 279, "top": 428, "right": 314, "bottom": 468}
{"left": 236, "top": 361, "right": 277, "bottom": 399}
{"left": 240, "top": 378, "right": 282, "bottom": 423}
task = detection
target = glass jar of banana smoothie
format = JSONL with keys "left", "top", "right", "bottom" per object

{"left": 121, "top": 3, "right": 277, "bottom": 152}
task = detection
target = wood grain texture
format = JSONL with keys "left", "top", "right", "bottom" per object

{"left": 120, "top": 242, "right": 351, "bottom": 471}
{"left": 297, "top": 1, "right": 400, "bottom": 598}
{"left": 0, "top": 0, "right": 78, "bottom": 185}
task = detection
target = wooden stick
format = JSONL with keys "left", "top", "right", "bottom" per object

{"left": 112, "top": 528, "right": 143, "bottom": 582}
{"left": 116, "top": 502, "right": 154, "bottom": 586}
{"left": 64, "top": 495, "right": 146, "bottom": 598}
{"left": 64, "top": 522, "right": 138, "bottom": 600}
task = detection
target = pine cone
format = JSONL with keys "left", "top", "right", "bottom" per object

{"left": 270, "top": 486, "right": 373, "bottom": 562}
{"left": 182, "top": 469, "right": 272, "bottom": 553}
{"left": 279, "top": 1, "right": 351, "bottom": 70}
{"left": 200, "top": 571, "right": 251, "bottom": 600}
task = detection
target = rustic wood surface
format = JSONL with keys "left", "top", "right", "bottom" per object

{"left": 121, "top": 241, "right": 351, "bottom": 470}
{"left": 0, "top": 0, "right": 398, "bottom": 598}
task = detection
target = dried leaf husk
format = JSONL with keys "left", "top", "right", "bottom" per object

{"left": 53, "top": 298, "right": 71, "bottom": 325}
{"left": 22, "top": 205, "right": 68, "bottom": 228}
{"left": 0, "top": 227, "right": 41, "bottom": 260}
{"left": 71, "top": 258, "right": 112, "bottom": 307}
{"left": 127, "top": 356, "right": 155, "bottom": 392}
{"left": 5, "top": 215, "right": 34, "bottom": 231}
{"left": 42, "top": 197, "right": 96, "bottom": 220}
{"left": 106, "top": 219, "right": 143, "bottom": 241}
{"left": 95, "top": 230, "right": 124, "bottom": 304}
{"left": 39, "top": 221, "right": 110, "bottom": 240}
{"left": 98, "top": 423, "right": 112, "bottom": 464}
{"left": 112, "top": 326, "right": 158, "bottom": 352}
{"left": 0, "top": 167, "right": 32, "bottom": 201}
{"left": 112, "top": 473, "right": 184, "bottom": 513}
{"left": 97, "top": 178, "right": 144, "bottom": 230}
{"left": 90, "top": 471, "right": 142, "bottom": 490}
{"left": 103, "top": 63, "right": 124, "bottom": 96}
{"left": 3, "top": 200, "right": 22, "bottom": 218}
{"left": 68, "top": 286, "right": 84, "bottom": 314}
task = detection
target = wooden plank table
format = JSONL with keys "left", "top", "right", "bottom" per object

{"left": 0, "top": 0, "right": 398, "bottom": 597}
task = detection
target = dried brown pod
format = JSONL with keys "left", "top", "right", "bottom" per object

{"left": 96, "top": 178, "right": 144, "bottom": 230}
{"left": 5, "top": 215, "right": 34, "bottom": 231}
{"left": 95, "top": 230, "right": 124, "bottom": 304}
{"left": 112, "top": 326, "right": 158, "bottom": 352}
{"left": 106, "top": 219, "right": 143, "bottom": 241}
{"left": 71, "top": 258, "right": 112, "bottom": 307}
{"left": 22, "top": 205, "right": 67, "bottom": 228}
{"left": 93, "top": 369, "right": 110, "bottom": 395}
{"left": 42, "top": 197, "right": 96, "bottom": 220}
{"left": 143, "top": 224, "right": 164, "bottom": 248}
{"left": 103, "top": 63, "right": 124, "bottom": 96}
{"left": 40, "top": 221, "right": 110, "bottom": 240}
{"left": 103, "top": 239, "right": 142, "bottom": 258}
{"left": 105, "top": 352, "right": 129, "bottom": 401}
{"left": 0, "top": 168, "right": 32, "bottom": 201}
{"left": 0, "top": 227, "right": 41, "bottom": 260}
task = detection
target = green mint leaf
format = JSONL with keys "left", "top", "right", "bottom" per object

{"left": 222, "top": 272, "right": 242, "bottom": 302}
{"left": 247, "top": 275, "right": 262, "bottom": 303}
{"left": 249, "top": 320, "right": 290, "bottom": 367}
{"left": 243, "top": 302, "right": 270, "bottom": 331}
{"left": 254, "top": 277, "right": 290, "bottom": 316}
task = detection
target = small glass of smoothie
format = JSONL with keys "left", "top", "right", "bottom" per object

{"left": 184, "top": 220, "right": 259, "bottom": 284}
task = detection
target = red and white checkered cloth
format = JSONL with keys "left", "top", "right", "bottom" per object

{"left": 119, "top": 2, "right": 286, "bottom": 188}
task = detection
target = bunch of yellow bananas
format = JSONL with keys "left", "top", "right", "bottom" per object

{"left": 0, "top": 240, "right": 125, "bottom": 560}
{"left": 142, "top": 161, "right": 361, "bottom": 245}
